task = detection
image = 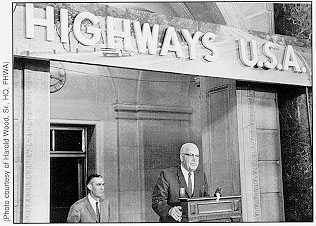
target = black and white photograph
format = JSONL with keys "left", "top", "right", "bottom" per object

{"left": 0, "top": 1, "right": 313, "bottom": 224}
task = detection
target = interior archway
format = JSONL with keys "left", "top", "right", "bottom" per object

{"left": 104, "top": 2, "right": 273, "bottom": 33}
{"left": 105, "top": 2, "right": 228, "bottom": 25}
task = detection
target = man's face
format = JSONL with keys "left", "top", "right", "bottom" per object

{"left": 180, "top": 145, "right": 200, "bottom": 172}
{"left": 88, "top": 177, "right": 105, "bottom": 199}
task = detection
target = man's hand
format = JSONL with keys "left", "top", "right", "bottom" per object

{"left": 168, "top": 206, "right": 182, "bottom": 222}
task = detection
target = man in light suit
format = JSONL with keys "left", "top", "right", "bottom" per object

{"left": 67, "top": 174, "right": 110, "bottom": 223}
{"left": 152, "top": 143, "right": 209, "bottom": 222}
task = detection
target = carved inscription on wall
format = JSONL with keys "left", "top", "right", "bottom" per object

{"left": 247, "top": 89, "right": 261, "bottom": 221}
{"left": 23, "top": 71, "right": 34, "bottom": 223}
{"left": 22, "top": 65, "right": 50, "bottom": 223}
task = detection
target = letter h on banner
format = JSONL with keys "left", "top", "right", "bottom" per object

{"left": 25, "top": 3, "right": 55, "bottom": 41}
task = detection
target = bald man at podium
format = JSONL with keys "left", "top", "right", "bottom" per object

{"left": 152, "top": 143, "right": 209, "bottom": 222}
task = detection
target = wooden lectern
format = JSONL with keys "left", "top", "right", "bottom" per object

{"left": 179, "top": 196, "right": 242, "bottom": 222}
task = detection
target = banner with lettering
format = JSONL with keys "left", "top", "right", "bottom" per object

{"left": 13, "top": 3, "right": 312, "bottom": 86}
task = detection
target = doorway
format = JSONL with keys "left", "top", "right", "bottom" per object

{"left": 49, "top": 125, "right": 87, "bottom": 223}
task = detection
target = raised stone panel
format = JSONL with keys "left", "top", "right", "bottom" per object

{"left": 260, "top": 193, "right": 283, "bottom": 221}
{"left": 258, "top": 161, "right": 281, "bottom": 193}
{"left": 255, "top": 97, "right": 278, "bottom": 129}
{"left": 257, "top": 130, "right": 280, "bottom": 160}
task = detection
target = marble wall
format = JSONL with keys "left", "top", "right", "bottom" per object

{"left": 278, "top": 86, "right": 312, "bottom": 222}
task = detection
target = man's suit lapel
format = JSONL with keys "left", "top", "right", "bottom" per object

{"left": 193, "top": 171, "right": 199, "bottom": 197}
{"left": 176, "top": 165, "right": 191, "bottom": 197}
{"left": 99, "top": 199, "right": 107, "bottom": 222}
{"left": 192, "top": 170, "right": 206, "bottom": 197}
{"left": 84, "top": 196, "right": 98, "bottom": 222}
{"left": 100, "top": 201, "right": 104, "bottom": 222}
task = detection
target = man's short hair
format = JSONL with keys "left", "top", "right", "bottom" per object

{"left": 86, "top": 173, "right": 102, "bottom": 185}
{"left": 180, "top": 143, "right": 199, "bottom": 154}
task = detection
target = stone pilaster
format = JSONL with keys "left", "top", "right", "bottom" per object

{"left": 22, "top": 59, "right": 50, "bottom": 223}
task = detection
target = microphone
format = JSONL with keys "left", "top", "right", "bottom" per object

{"left": 214, "top": 186, "right": 222, "bottom": 201}
{"left": 214, "top": 186, "right": 222, "bottom": 197}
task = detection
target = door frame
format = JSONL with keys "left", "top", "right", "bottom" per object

{"left": 236, "top": 85, "right": 285, "bottom": 222}
{"left": 49, "top": 119, "right": 104, "bottom": 221}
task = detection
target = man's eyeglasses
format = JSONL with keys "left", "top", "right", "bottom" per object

{"left": 182, "top": 153, "right": 200, "bottom": 158}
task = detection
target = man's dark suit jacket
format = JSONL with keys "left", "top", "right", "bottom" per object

{"left": 67, "top": 196, "right": 110, "bottom": 223}
{"left": 152, "top": 165, "right": 209, "bottom": 222}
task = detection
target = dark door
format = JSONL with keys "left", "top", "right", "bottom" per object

{"left": 50, "top": 157, "right": 85, "bottom": 223}
{"left": 49, "top": 125, "right": 87, "bottom": 223}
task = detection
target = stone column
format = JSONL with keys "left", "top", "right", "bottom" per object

{"left": 278, "top": 86, "right": 312, "bottom": 222}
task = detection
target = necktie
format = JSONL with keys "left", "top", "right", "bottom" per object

{"left": 96, "top": 202, "right": 100, "bottom": 222}
{"left": 188, "top": 172, "right": 193, "bottom": 197}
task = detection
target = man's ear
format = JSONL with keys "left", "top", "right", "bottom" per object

{"left": 87, "top": 183, "right": 92, "bottom": 191}
{"left": 180, "top": 154, "right": 183, "bottom": 162}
